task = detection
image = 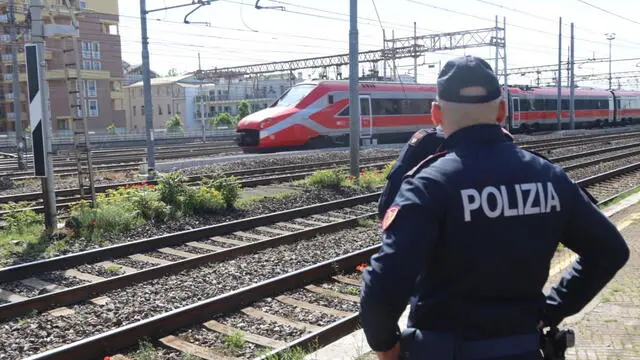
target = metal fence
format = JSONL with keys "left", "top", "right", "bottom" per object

{"left": 0, "top": 129, "right": 237, "bottom": 149}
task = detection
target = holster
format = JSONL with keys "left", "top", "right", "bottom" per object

{"left": 399, "top": 328, "right": 540, "bottom": 360}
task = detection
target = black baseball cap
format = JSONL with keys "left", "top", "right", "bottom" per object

{"left": 437, "top": 55, "right": 502, "bottom": 104}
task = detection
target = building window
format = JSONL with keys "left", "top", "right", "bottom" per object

{"left": 92, "top": 61, "right": 101, "bottom": 70}
{"left": 86, "top": 80, "right": 97, "bottom": 97}
{"left": 79, "top": 1, "right": 87, "bottom": 9}
{"left": 167, "top": 104, "right": 172, "bottom": 114}
{"left": 83, "top": 60, "right": 92, "bottom": 70}
{"left": 91, "top": 42, "right": 100, "bottom": 59}
{"left": 141, "top": 105, "right": 144, "bottom": 115}
{"left": 57, "top": 118, "right": 69, "bottom": 130}
{"left": 88, "top": 100, "right": 99, "bottom": 117}
{"left": 175, "top": 103, "right": 180, "bottom": 114}
{"left": 158, "top": 105, "right": 162, "bottom": 115}
{"left": 82, "top": 41, "right": 91, "bottom": 58}
{"left": 133, "top": 106, "right": 136, "bottom": 116}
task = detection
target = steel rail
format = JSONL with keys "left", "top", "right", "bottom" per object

{"left": 0, "top": 213, "right": 377, "bottom": 322}
{"left": 21, "top": 245, "right": 379, "bottom": 360}
{"left": 0, "top": 192, "right": 381, "bottom": 282}
{"left": 0, "top": 156, "right": 397, "bottom": 205}
{"left": 577, "top": 162, "right": 640, "bottom": 187}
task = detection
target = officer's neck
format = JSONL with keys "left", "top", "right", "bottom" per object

{"left": 442, "top": 123, "right": 506, "bottom": 147}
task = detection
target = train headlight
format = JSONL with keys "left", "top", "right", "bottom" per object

{"left": 260, "top": 118, "right": 273, "bottom": 129}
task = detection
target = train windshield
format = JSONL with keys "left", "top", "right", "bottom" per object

{"left": 271, "top": 84, "right": 317, "bottom": 108}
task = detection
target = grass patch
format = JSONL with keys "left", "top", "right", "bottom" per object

{"left": 105, "top": 265, "right": 122, "bottom": 272}
{"left": 131, "top": 339, "right": 157, "bottom": 360}
{"left": 224, "top": 330, "right": 245, "bottom": 351}
{"left": 357, "top": 217, "right": 377, "bottom": 227}
{"left": 303, "top": 167, "right": 389, "bottom": 191}
{"left": 262, "top": 346, "right": 310, "bottom": 360}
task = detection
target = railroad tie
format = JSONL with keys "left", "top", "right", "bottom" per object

{"left": 275, "top": 295, "right": 353, "bottom": 317}
{"left": 294, "top": 218, "right": 326, "bottom": 227}
{"left": 0, "top": 289, "right": 27, "bottom": 303}
{"left": 186, "top": 241, "right": 226, "bottom": 252}
{"left": 332, "top": 275, "right": 362, "bottom": 287}
{"left": 276, "top": 222, "right": 307, "bottom": 230}
{"left": 64, "top": 269, "right": 106, "bottom": 283}
{"left": 128, "top": 254, "right": 172, "bottom": 265}
{"left": 210, "top": 236, "right": 247, "bottom": 246}
{"left": 159, "top": 335, "right": 235, "bottom": 360}
{"left": 203, "top": 319, "right": 287, "bottom": 349}
{"left": 95, "top": 261, "right": 138, "bottom": 274}
{"left": 304, "top": 284, "right": 360, "bottom": 303}
{"left": 158, "top": 247, "right": 199, "bottom": 259}
{"left": 232, "top": 231, "right": 270, "bottom": 241}
{"left": 255, "top": 226, "right": 291, "bottom": 235}
{"left": 241, "top": 306, "right": 322, "bottom": 333}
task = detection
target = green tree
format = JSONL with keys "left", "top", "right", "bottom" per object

{"left": 166, "top": 68, "right": 179, "bottom": 77}
{"left": 213, "top": 112, "right": 236, "bottom": 128}
{"left": 166, "top": 115, "right": 184, "bottom": 133}
{"left": 106, "top": 124, "right": 116, "bottom": 135}
{"left": 237, "top": 100, "right": 251, "bottom": 121}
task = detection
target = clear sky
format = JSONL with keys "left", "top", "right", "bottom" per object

{"left": 117, "top": 0, "right": 640, "bottom": 90}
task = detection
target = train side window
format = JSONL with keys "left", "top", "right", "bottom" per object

{"left": 360, "top": 99, "right": 371, "bottom": 115}
{"left": 561, "top": 100, "right": 570, "bottom": 111}
{"left": 328, "top": 95, "right": 334, "bottom": 104}
{"left": 338, "top": 106, "right": 349, "bottom": 116}
{"left": 533, "top": 100, "right": 546, "bottom": 111}
{"left": 518, "top": 99, "right": 530, "bottom": 112}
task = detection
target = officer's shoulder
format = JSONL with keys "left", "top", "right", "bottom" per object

{"left": 403, "top": 150, "right": 450, "bottom": 178}
{"left": 407, "top": 128, "right": 442, "bottom": 147}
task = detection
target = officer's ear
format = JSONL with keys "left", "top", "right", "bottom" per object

{"left": 496, "top": 99, "right": 507, "bottom": 124}
{"left": 431, "top": 101, "right": 443, "bottom": 126}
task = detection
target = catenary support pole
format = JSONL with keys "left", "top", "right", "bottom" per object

{"left": 29, "top": 0, "right": 57, "bottom": 231}
{"left": 10, "top": 0, "right": 26, "bottom": 169}
{"left": 414, "top": 22, "right": 418, "bottom": 83}
{"left": 349, "top": 0, "right": 360, "bottom": 178}
{"left": 140, "top": 0, "right": 156, "bottom": 176}
{"left": 570, "top": 23, "right": 575, "bottom": 130}
{"left": 556, "top": 17, "right": 562, "bottom": 130}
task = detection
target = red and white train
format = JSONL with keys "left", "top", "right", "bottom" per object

{"left": 235, "top": 80, "right": 640, "bottom": 152}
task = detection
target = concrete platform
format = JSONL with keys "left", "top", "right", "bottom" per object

{"left": 305, "top": 192, "right": 640, "bottom": 360}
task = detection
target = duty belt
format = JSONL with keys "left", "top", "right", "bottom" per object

{"left": 400, "top": 328, "right": 540, "bottom": 359}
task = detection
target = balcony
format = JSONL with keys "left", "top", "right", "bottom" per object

{"left": 46, "top": 69, "right": 110, "bottom": 80}
{"left": 110, "top": 91, "right": 123, "bottom": 100}
{"left": 3, "top": 73, "right": 12, "bottom": 81}
{"left": 4, "top": 93, "right": 25, "bottom": 102}
{"left": 2, "top": 51, "right": 53, "bottom": 64}
{"left": 7, "top": 112, "right": 15, "bottom": 119}
{"left": 2, "top": 72, "right": 26, "bottom": 83}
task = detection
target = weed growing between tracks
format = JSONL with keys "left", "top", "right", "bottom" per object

{"left": 304, "top": 163, "right": 394, "bottom": 192}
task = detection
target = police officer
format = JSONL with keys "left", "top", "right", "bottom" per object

{"left": 359, "top": 55, "right": 629, "bottom": 360}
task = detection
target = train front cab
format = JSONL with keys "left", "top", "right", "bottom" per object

{"left": 235, "top": 83, "right": 322, "bottom": 152}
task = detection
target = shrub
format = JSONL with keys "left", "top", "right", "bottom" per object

{"left": 132, "top": 190, "right": 170, "bottom": 222}
{"left": 213, "top": 112, "right": 236, "bottom": 128}
{"left": 182, "top": 186, "right": 225, "bottom": 215}
{"left": 307, "top": 169, "right": 346, "bottom": 189}
{"left": 382, "top": 160, "right": 396, "bottom": 179}
{"left": 0, "top": 202, "right": 42, "bottom": 233}
{"left": 70, "top": 201, "right": 144, "bottom": 240}
{"left": 203, "top": 174, "right": 241, "bottom": 208}
{"left": 157, "top": 172, "right": 188, "bottom": 207}
{"left": 356, "top": 169, "right": 385, "bottom": 191}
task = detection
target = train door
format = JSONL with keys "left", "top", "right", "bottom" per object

{"left": 359, "top": 95, "right": 373, "bottom": 138}
{"left": 511, "top": 97, "right": 522, "bottom": 128}
{"left": 609, "top": 93, "right": 616, "bottom": 122}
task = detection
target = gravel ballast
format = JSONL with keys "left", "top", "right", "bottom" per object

{"left": 252, "top": 297, "right": 342, "bottom": 327}
{"left": 0, "top": 224, "right": 380, "bottom": 359}
{"left": 1, "top": 186, "right": 367, "bottom": 267}
{"left": 566, "top": 153, "right": 640, "bottom": 181}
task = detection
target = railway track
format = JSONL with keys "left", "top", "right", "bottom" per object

{"left": 1, "top": 130, "right": 639, "bottom": 181}
{"left": 4, "top": 137, "right": 640, "bottom": 217}
{"left": 1, "top": 143, "right": 240, "bottom": 180}
{"left": 0, "top": 193, "right": 380, "bottom": 322}
{"left": 0, "top": 155, "right": 398, "bottom": 216}
{"left": 10, "top": 161, "right": 639, "bottom": 360}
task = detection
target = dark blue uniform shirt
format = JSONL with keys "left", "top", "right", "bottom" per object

{"left": 360, "top": 124, "right": 629, "bottom": 353}
{"left": 378, "top": 127, "right": 446, "bottom": 218}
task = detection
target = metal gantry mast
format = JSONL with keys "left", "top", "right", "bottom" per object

{"left": 197, "top": 26, "right": 506, "bottom": 80}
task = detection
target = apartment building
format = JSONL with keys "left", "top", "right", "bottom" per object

{"left": 124, "top": 75, "right": 216, "bottom": 132}
{"left": 0, "top": 0, "right": 125, "bottom": 134}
